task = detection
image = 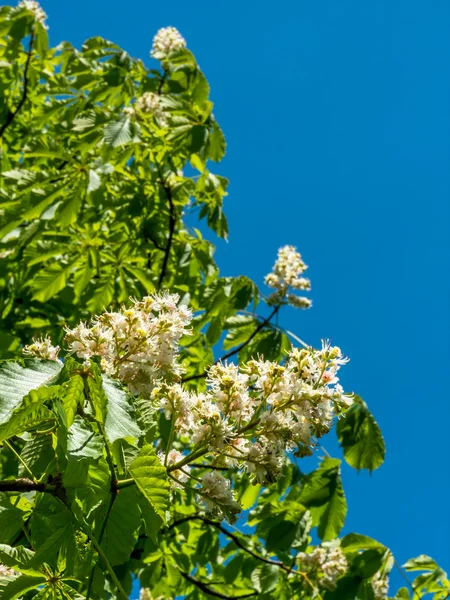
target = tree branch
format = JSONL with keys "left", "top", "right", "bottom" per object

{"left": 170, "top": 515, "right": 291, "bottom": 573}
{"left": 0, "top": 478, "right": 55, "bottom": 494}
{"left": 157, "top": 179, "right": 176, "bottom": 289}
{"left": 0, "top": 31, "right": 35, "bottom": 140}
{"left": 182, "top": 305, "right": 280, "bottom": 382}
{"left": 180, "top": 571, "right": 257, "bottom": 599}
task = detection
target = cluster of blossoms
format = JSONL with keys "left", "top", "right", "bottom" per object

{"left": 199, "top": 471, "right": 241, "bottom": 522}
{"left": 23, "top": 337, "right": 61, "bottom": 362}
{"left": 265, "top": 245, "right": 312, "bottom": 309}
{"left": 64, "top": 293, "right": 192, "bottom": 394}
{"left": 153, "top": 340, "right": 352, "bottom": 516}
{"left": 372, "top": 573, "right": 389, "bottom": 599}
{"left": 18, "top": 0, "right": 47, "bottom": 28}
{"left": 298, "top": 542, "right": 348, "bottom": 591}
{"left": 151, "top": 26, "right": 186, "bottom": 60}
{"left": 135, "top": 92, "right": 168, "bottom": 126}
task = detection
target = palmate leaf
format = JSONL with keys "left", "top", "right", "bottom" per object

{"left": 128, "top": 444, "right": 170, "bottom": 520}
{"left": 337, "top": 396, "right": 386, "bottom": 472}
{"left": 298, "top": 458, "right": 347, "bottom": 541}
{"left": 0, "top": 360, "right": 62, "bottom": 425}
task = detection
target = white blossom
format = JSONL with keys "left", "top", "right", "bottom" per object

{"left": 265, "top": 245, "right": 312, "bottom": 309}
{"left": 0, "top": 563, "right": 18, "bottom": 577}
{"left": 65, "top": 293, "right": 192, "bottom": 395}
{"left": 372, "top": 573, "right": 389, "bottom": 599}
{"left": 199, "top": 472, "right": 241, "bottom": 522}
{"left": 298, "top": 542, "right": 348, "bottom": 591}
{"left": 135, "top": 92, "right": 167, "bottom": 126}
{"left": 23, "top": 337, "right": 61, "bottom": 362}
{"left": 151, "top": 27, "right": 186, "bottom": 60}
{"left": 123, "top": 106, "right": 135, "bottom": 117}
{"left": 18, "top": 0, "right": 47, "bottom": 28}
{"left": 159, "top": 449, "right": 190, "bottom": 488}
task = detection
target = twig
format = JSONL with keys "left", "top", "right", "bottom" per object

{"left": 171, "top": 515, "right": 322, "bottom": 598}
{"left": 157, "top": 176, "right": 176, "bottom": 289}
{"left": 182, "top": 305, "right": 280, "bottom": 382}
{"left": 394, "top": 560, "right": 420, "bottom": 600}
{"left": 170, "top": 515, "right": 290, "bottom": 572}
{"left": 190, "top": 463, "right": 230, "bottom": 471}
{"left": 0, "top": 478, "right": 55, "bottom": 494}
{"left": 0, "top": 31, "right": 35, "bottom": 140}
{"left": 180, "top": 571, "right": 257, "bottom": 599}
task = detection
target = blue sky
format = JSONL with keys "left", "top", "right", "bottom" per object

{"left": 22, "top": 0, "right": 450, "bottom": 589}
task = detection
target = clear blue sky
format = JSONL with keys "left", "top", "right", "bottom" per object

{"left": 21, "top": 0, "right": 450, "bottom": 588}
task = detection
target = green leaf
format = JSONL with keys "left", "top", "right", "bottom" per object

{"left": 128, "top": 444, "right": 170, "bottom": 520}
{"left": 62, "top": 375, "right": 84, "bottom": 429}
{"left": 67, "top": 416, "right": 104, "bottom": 460}
{"left": 30, "top": 263, "right": 74, "bottom": 303}
{"left": 104, "top": 117, "right": 131, "bottom": 147}
{"left": 403, "top": 555, "right": 439, "bottom": 572}
{"left": 251, "top": 564, "right": 279, "bottom": 594}
{"left": 0, "top": 360, "right": 61, "bottom": 425}
{"left": 0, "top": 544, "right": 35, "bottom": 571}
{"left": 341, "top": 533, "right": 386, "bottom": 554}
{"left": 0, "top": 574, "right": 47, "bottom": 600}
{"left": 240, "top": 483, "right": 261, "bottom": 510}
{"left": 0, "top": 401, "right": 55, "bottom": 443}
{"left": 103, "top": 487, "right": 141, "bottom": 566}
{"left": 337, "top": 396, "right": 385, "bottom": 472}
{"left": 102, "top": 375, "right": 141, "bottom": 443}
{"left": 87, "top": 170, "right": 101, "bottom": 193}
{"left": 298, "top": 458, "right": 347, "bottom": 541}
{"left": 208, "top": 120, "right": 226, "bottom": 162}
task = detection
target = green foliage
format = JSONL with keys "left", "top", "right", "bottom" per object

{"left": 0, "top": 5, "right": 444, "bottom": 600}
{"left": 337, "top": 396, "right": 385, "bottom": 472}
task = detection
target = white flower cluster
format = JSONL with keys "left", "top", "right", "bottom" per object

{"left": 199, "top": 471, "right": 241, "bottom": 522}
{"left": 65, "top": 293, "right": 192, "bottom": 394}
{"left": 159, "top": 449, "right": 190, "bottom": 489}
{"left": 153, "top": 340, "right": 352, "bottom": 492}
{"left": 151, "top": 27, "right": 186, "bottom": 60}
{"left": 23, "top": 337, "right": 61, "bottom": 362}
{"left": 18, "top": 0, "right": 47, "bottom": 28}
{"left": 298, "top": 542, "right": 348, "bottom": 591}
{"left": 135, "top": 92, "right": 167, "bottom": 126}
{"left": 265, "top": 245, "right": 312, "bottom": 309}
{"left": 372, "top": 573, "right": 389, "bottom": 599}
{"left": 0, "top": 564, "right": 17, "bottom": 577}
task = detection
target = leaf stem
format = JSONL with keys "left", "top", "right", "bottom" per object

{"left": 3, "top": 440, "right": 37, "bottom": 482}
